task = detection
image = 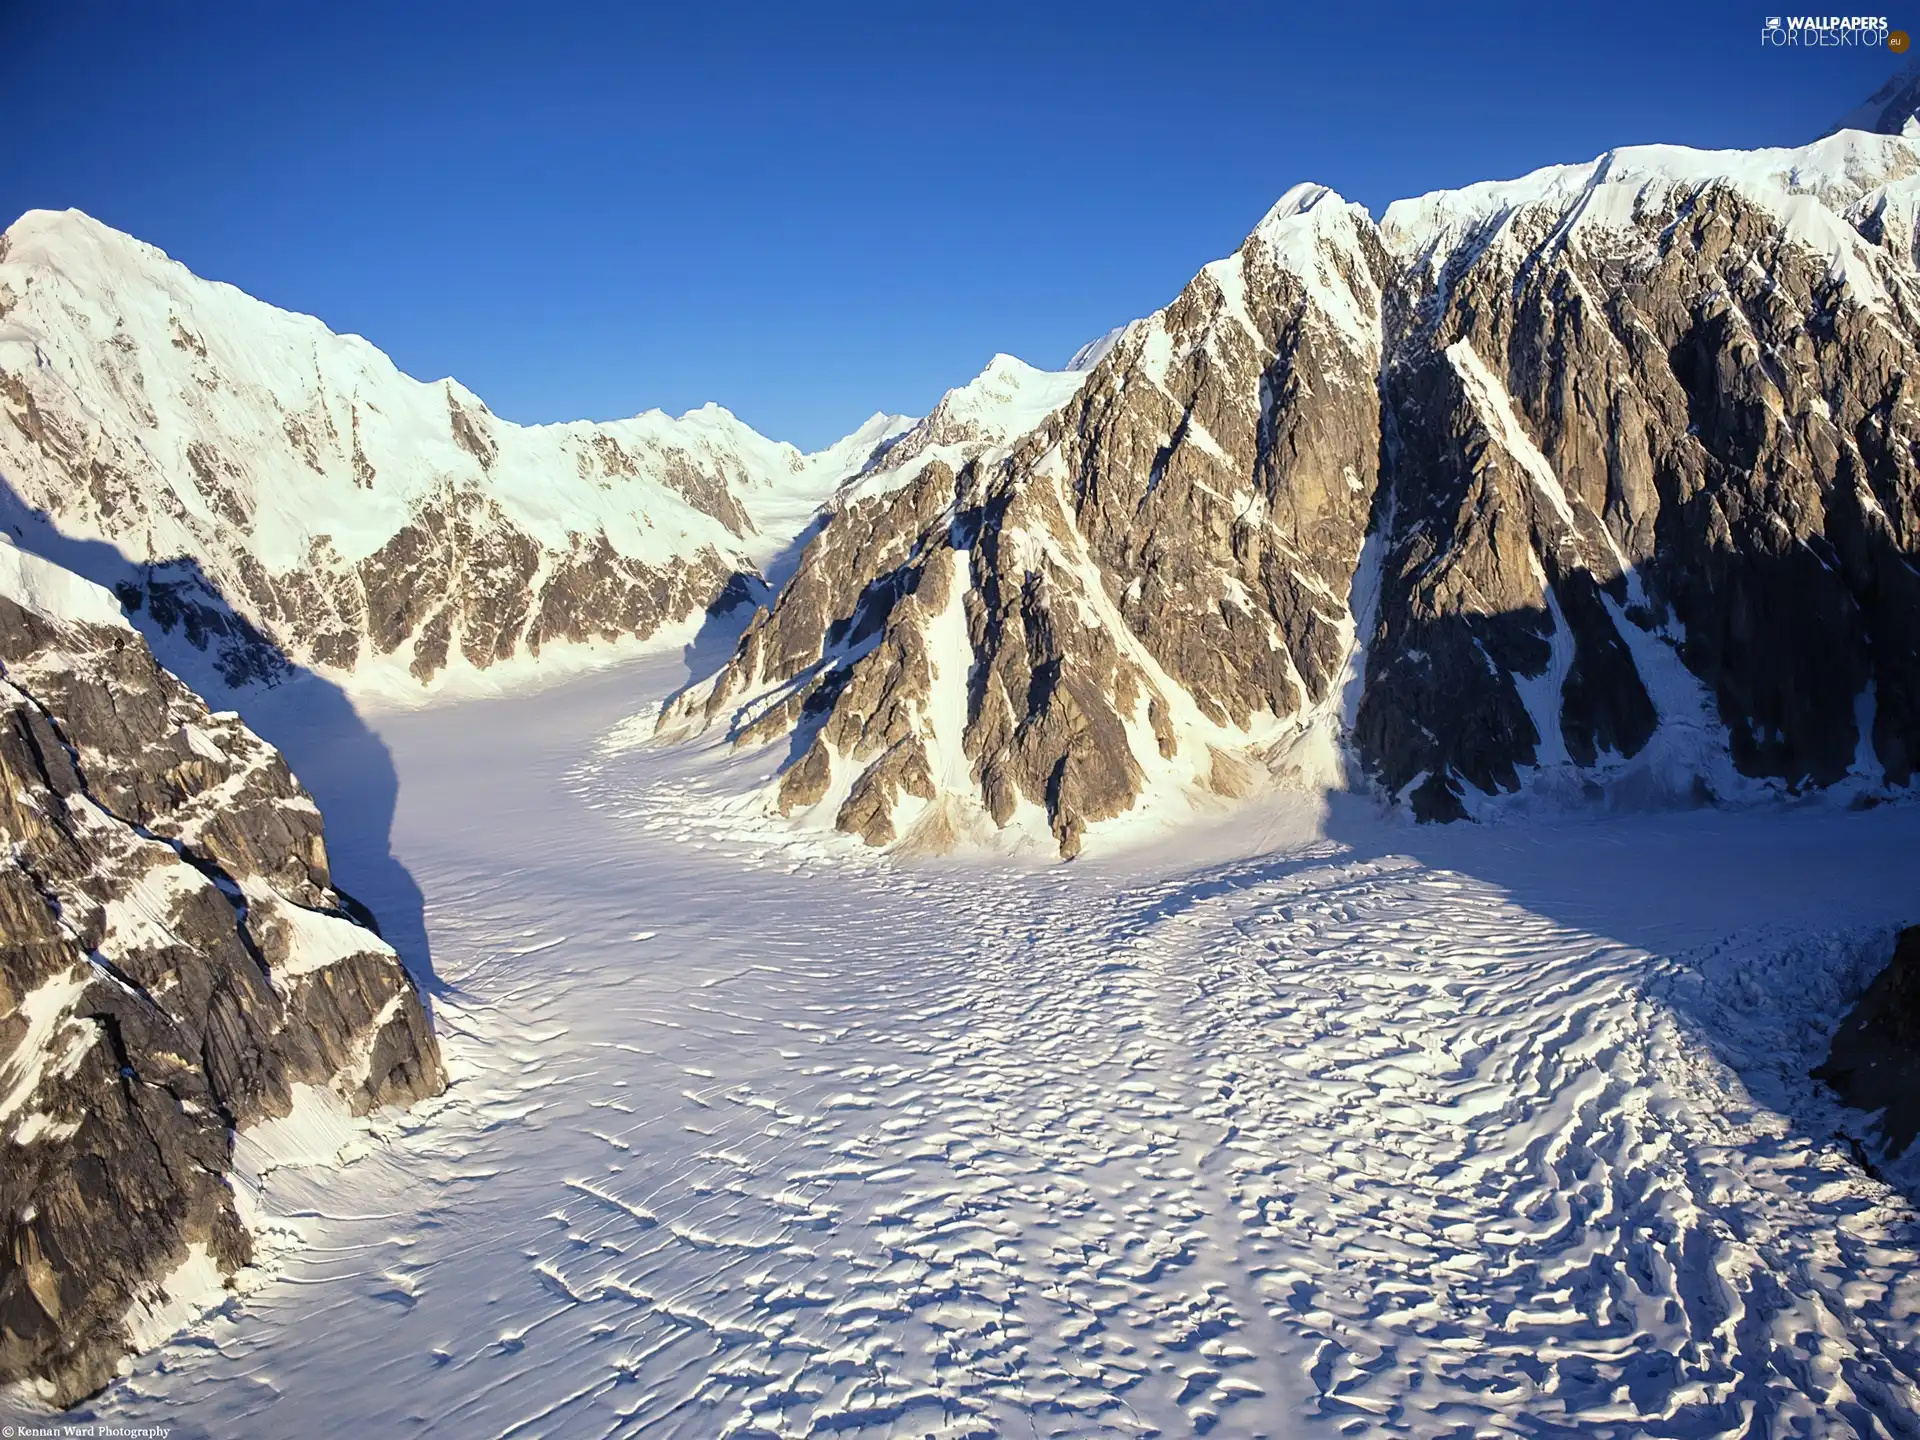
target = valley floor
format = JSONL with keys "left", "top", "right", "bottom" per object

{"left": 40, "top": 658, "right": 1920, "bottom": 1438}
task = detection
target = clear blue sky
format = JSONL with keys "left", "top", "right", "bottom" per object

{"left": 1, "top": 1, "right": 1904, "bottom": 449}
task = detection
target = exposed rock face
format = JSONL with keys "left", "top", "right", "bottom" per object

{"left": 669, "top": 135, "right": 1920, "bottom": 855}
{"left": 1367, "top": 140, "right": 1920, "bottom": 818}
{"left": 0, "top": 210, "right": 900, "bottom": 696}
{"left": 0, "top": 543, "right": 445, "bottom": 1404}
{"left": 665, "top": 186, "right": 1389, "bottom": 855}
{"left": 1816, "top": 927, "right": 1920, "bottom": 1157}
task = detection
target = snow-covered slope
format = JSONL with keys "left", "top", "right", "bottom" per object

{"left": 837, "top": 351, "right": 1094, "bottom": 504}
{"left": 1064, "top": 325, "right": 1125, "bottom": 372}
{"left": 1380, "top": 129, "right": 1920, "bottom": 293}
{"left": 0, "top": 210, "right": 895, "bottom": 701}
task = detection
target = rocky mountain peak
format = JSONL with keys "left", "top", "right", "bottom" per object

{"left": 1828, "top": 62, "right": 1920, "bottom": 137}
{"left": 663, "top": 124, "right": 1920, "bottom": 855}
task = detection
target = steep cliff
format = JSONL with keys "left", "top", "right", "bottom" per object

{"left": 0, "top": 540, "right": 445, "bottom": 1403}
{"left": 667, "top": 133, "right": 1920, "bottom": 854}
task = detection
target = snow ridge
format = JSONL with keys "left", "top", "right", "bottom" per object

{"left": 0, "top": 209, "right": 905, "bottom": 698}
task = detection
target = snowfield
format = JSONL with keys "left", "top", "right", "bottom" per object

{"left": 18, "top": 651, "right": 1916, "bottom": 1440}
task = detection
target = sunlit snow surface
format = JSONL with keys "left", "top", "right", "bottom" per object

{"left": 36, "top": 656, "right": 1920, "bottom": 1439}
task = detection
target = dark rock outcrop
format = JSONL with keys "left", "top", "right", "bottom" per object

{"left": 0, "top": 548, "right": 445, "bottom": 1405}
{"left": 1816, "top": 927, "right": 1920, "bottom": 1157}
{"left": 1368, "top": 153, "right": 1920, "bottom": 817}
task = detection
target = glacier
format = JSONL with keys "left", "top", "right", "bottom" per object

{"left": 6, "top": 648, "right": 1911, "bottom": 1438}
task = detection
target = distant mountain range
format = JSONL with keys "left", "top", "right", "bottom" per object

{"left": 0, "top": 210, "right": 911, "bottom": 700}
{"left": 4, "top": 96, "right": 1919, "bottom": 869}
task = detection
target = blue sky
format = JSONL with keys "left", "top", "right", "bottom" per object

{"left": 1, "top": 1, "right": 1905, "bottom": 449}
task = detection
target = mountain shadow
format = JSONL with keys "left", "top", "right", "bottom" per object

{"left": 663, "top": 513, "right": 838, "bottom": 721}
{"left": 1101, "top": 509, "right": 1920, "bottom": 1197}
{"left": 0, "top": 478, "right": 444, "bottom": 1005}
{"left": 680, "top": 568, "right": 772, "bottom": 681}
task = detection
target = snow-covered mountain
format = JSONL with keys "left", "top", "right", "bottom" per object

{"left": 0, "top": 536, "right": 444, "bottom": 1403}
{"left": 0, "top": 210, "right": 906, "bottom": 701}
{"left": 838, "top": 351, "right": 1095, "bottom": 505}
{"left": 0, "top": 214, "right": 1077, "bottom": 1402}
{"left": 8, "top": 110, "right": 1920, "bottom": 865}
{"left": 667, "top": 131, "right": 1920, "bottom": 855}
